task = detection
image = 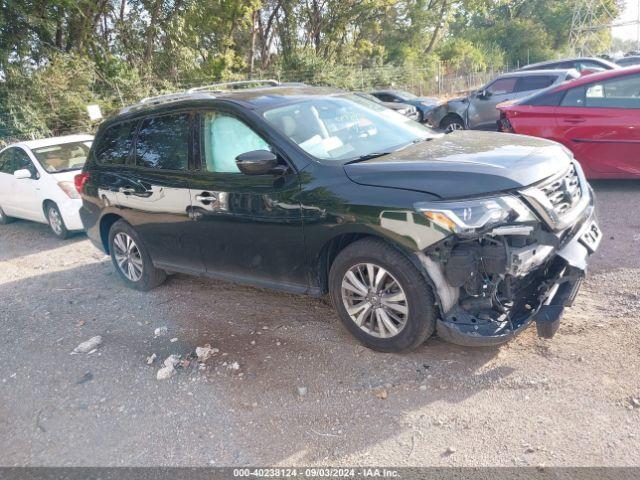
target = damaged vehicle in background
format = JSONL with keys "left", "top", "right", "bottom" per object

{"left": 370, "top": 89, "right": 438, "bottom": 123}
{"left": 353, "top": 92, "right": 420, "bottom": 121}
{"left": 426, "top": 69, "right": 580, "bottom": 132}
{"left": 78, "top": 83, "right": 601, "bottom": 352}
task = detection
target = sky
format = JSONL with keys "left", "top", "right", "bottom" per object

{"left": 612, "top": 0, "right": 640, "bottom": 41}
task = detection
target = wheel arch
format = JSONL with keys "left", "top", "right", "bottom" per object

{"left": 99, "top": 213, "right": 124, "bottom": 254}
{"left": 439, "top": 113, "right": 465, "bottom": 130}
{"left": 315, "top": 231, "right": 435, "bottom": 296}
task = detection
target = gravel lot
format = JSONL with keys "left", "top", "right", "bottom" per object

{"left": 0, "top": 180, "right": 639, "bottom": 467}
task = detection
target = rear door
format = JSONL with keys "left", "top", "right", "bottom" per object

{"left": 189, "top": 107, "right": 307, "bottom": 290}
{"left": 118, "top": 111, "right": 203, "bottom": 271}
{"left": 553, "top": 73, "right": 640, "bottom": 177}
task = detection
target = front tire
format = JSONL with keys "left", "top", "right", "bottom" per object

{"left": 441, "top": 115, "right": 465, "bottom": 133}
{"left": 108, "top": 220, "right": 166, "bottom": 291}
{"left": 46, "top": 203, "right": 69, "bottom": 239}
{"left": 329, "top": 238, "right": 436, "bottom": 353}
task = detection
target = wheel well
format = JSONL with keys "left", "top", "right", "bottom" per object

{"left": 42, "top": 199, "right": 56, "bottom": 217}
{"left": 440, "top": 113, "right": 464, "bottom": 129}
{"left": 316, "top": 233, "right": 382, "bottom": 294}
{"left": 99, "top": 213, "right": 123, "bottom": 254}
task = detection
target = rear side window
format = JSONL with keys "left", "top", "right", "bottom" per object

{"left": 135, "top": 113, "right": 191, "bottom": 170}
{"left": 514, "top": 75, "right": 556, "bottom": 92}
{"left": 96, "top": 121, "right": 137, "bottom": 165}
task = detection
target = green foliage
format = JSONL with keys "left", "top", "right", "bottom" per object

{"left": 0, "top": 0, "right": 621, "bottom": 139}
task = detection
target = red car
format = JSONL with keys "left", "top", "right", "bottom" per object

{"left": 498, "top": 65, "right": 640, "bottom": 179}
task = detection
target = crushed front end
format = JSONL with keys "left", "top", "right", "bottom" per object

{"left": 414, "top": 162, "right": 601, "bottom": 346}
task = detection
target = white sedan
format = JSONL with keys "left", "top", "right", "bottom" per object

{"left": 0, "top": 134, "right": 93, "bottom": 238}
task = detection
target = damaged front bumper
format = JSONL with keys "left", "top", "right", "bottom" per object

{"left": 426, "top": 200, "right": 601, "bottom": 347}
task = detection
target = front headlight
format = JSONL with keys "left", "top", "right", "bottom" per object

{"left": 414, "top": 195, "right": 537, "bottom": 236}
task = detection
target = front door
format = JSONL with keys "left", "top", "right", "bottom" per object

{"left": 553, "top": 73, "right": 640, "bottom": 177}
{"left": 7, "top": 148, "right": 43, "bottom": 221}
{"left": 467, "top": 77, "right": 519, "bottom": 130}
{"left": 190, "top": 109, "right": 308, "bottom": 291}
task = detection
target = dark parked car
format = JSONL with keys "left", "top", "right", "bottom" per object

{"left": 518, "top": 57, "right": 618, "bottom": 75}
{"left": 354, "top": 92, "right": 420, "bottom": 121}
{"left": 370, "top": 90, "right": 438, "bottom": 122}
{"left": 77, "top": 83, "right": 600, "bottom": 352}
{"left": 426, "top": 69, "right": 579, "bottom": 132}
{"left": 615, "top": 56, "right": 640, "bottom": 67}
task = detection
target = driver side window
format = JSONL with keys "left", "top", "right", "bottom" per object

{"left": 487, "top": 77, "right": 517, "bottom": 95}
{"left": 201, "top": 112, "right": 270, "bottom": 173}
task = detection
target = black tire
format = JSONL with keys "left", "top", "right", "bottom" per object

{"left": 108, "top": 219, "right": 166, "bottom": 291}
{"left": 45, "top": 203, "right": 70, "bottom": 239}
{"left": 0, "top": 205, "right": 14, "bottom": 225}
{"left": 440, "top": 115, "right": 465, "bottom": 133}
{"left": 329, "top": 238, "right": 437, "bottom": 353}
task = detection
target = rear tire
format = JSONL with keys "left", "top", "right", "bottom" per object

{"left": 441, "top": 115, "right": 465, "bottom": 133}
{"left": 0, "top": 206, "right": 14, "bottom": 225}
{"left": 329, "top": 238, "right": 436, "bottom": 353}
{"left": 46, "top": 203, "right": 69, "bottom": 239}
{"left": 108, "top": 220, "right": 166, "bottom": 291}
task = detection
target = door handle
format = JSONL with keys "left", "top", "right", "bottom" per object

{"left": 562, "top": 118, "right": 586, "bottom": 124}
{"left": 195, "top": 192, "right": 217, "bottom": 204}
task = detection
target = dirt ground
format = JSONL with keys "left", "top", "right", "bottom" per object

{"left": 0, "top": 180, "right": 638, "bottom": 467}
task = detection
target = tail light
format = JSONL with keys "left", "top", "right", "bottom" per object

{"left": 74, "top": 172, "right": 90, "bottom": 195}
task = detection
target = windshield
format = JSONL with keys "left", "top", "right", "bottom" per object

{"left": 32, "top": 141, "right": 92, "bottom": 173}
{"left": 263, "top": 94, "right": 434, "bottom": 162}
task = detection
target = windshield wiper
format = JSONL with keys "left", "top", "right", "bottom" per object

{"left": 343, "top": 152, "right": 394, "bottom": 165}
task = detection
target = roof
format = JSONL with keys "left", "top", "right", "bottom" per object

{"left": 17, "top": 134, "right": 94, "bottom": 150}
{"left": 116, "top": 85, "right": 344, "bottom": 119}
{"left": 519, "top": 57, "right": 618, "bottom": 70}
{"left": 494, "top": 68, "right": 579, "bottom": 78}
{"left": 550, "top": 64, "right": 640, "bottom": 90}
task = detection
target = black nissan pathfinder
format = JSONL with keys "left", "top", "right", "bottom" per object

{"left": 76, "top": 82, "right": 601, "bottom": 352}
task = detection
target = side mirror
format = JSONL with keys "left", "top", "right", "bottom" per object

{"left": 235, "top": 150, "right": 280, "bottom": 175}
{"left": 477, "top": 90, "right": 492, "bottom": 100}
{"left": 13, "top": 168, "right": 32, "bottom": 180}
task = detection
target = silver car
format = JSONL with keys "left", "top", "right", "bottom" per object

{"left": 426, "top": 69, "right": 580, "bottom": 132}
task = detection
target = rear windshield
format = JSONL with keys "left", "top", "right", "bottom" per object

{"left": 32, "top": 141, "right": 92, "bottom": 173}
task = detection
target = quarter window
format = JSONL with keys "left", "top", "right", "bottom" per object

{"left": 201, "top": 112, "right": 270, "bottom": 173}
{"left": 561, "top": 86, "right": 586, "bottom": 107}
{"left": 135, "top": 113, "right": 191, "bottom": 170}
{"left": 96, "top": 121, "right": 137, "bottom": 165}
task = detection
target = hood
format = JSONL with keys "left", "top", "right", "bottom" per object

{"left": 343, "top": 131, "right": 571, "bottom": 199}
{"left": 414, "top": 97, "right": 438, "bottom": 105}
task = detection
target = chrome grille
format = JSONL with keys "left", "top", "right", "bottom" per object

{"left": 539, "top": 165, "right": 582, "bottom": 216}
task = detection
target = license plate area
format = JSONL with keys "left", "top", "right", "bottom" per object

{"left": 579, "top": 220, "right": 601, "bottom": 253}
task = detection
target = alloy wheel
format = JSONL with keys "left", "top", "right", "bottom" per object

{"left": 113, "top": 232, "right": 144, "bottom": 282}
{"left": 445, "top": 122, "right": 464, "bottom": 133}
{"left": 48, "top": 207, "right": 63, "bottom": 235}
{"left": 340, "top": 263, "right": 409, "bottom": 338}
